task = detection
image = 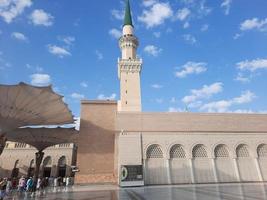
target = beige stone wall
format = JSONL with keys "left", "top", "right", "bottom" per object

{"left": 75, "top": 100, "right": 117, "bottom": 184}
{"left": 116, "top": 112, "right": 267, "bottom": 133}
{"left": 116, "top": 112, "right": 267, "bottom": 185}
{"left": 0, "top": 142, "right": 76, "bottom": 178}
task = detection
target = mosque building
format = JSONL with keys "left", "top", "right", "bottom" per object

{"left": 75, "top": 0, "right": 267, "bottom": 186}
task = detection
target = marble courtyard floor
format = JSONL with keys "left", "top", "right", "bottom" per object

{"left": 5, "top": 182, "right": 267, "bottom": 200}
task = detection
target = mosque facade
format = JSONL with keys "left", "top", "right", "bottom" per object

{"left": 75, "top": 0, "right": 267, "bottom": 186}
{"left": 0, "top": 142, "right": 76, "bottom": 179}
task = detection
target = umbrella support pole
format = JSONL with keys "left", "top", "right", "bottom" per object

{"left": 0, "top": 135, "right": 6, "bottom": 155}
{"left": 33, "top": 150, "right": 44, "bottom": 191}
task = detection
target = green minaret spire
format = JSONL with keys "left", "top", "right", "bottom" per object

{"left": 124, "top": 0, "right": 133, "bottom": 27}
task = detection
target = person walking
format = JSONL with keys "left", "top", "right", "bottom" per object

{"left": 17, "top": 176, "right": 25, "bottom": 193}
{"left": 5, "top": 178, "right": 12, "bottom": 196}
{"left": 26, "top": 177, "right": 33, "bottom": 192}
{"left": 0, "top": 178, "right": 7, "bottom": 200}
{"left": 36, "top": 177, "right": 41, "bottom": 191}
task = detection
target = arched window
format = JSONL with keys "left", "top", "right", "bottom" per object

{"left": 192, "top": 144, "right": 208, "bottom": 158}
{"left": 28, "top": 159, "right": 35, "bottom": 177}
{"left": 236, "top": 144, "right": 250, "bottom": 157}
{"left": 170, "top": 144, "right": 186, "bottom": 159}
{"left": 58, "top": 156, "right": 67, "bottom": 178}
{"left": 43, "top": 156, "right": 52, "bottom": 167}
{"left": 146, "top": 144, "right": 163, "bottom": 159}
{"left": 29, "top": 159, "right": 34, "bottom": 168}
{"left": 14, "top": 160, "right": 19, "bottom": 168}
{"left": 58, "top": 156, "right": 66, "bottom": 167}
{"left": 257, "top": 144, "right": 267, "bottom": 157}
{"left": 43, "top": 156, "right": 52, "bottom": 178}
{"left": 12, "top": 160, "right": 19, "bottom": 178}
{"left": 214, "top": 144, "right": 230, "bottom": 158}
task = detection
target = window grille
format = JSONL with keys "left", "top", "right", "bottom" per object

{"left": 257, "top": 144, "right": 267, "bottom": 157}
{"left": 170, "top": 145, "right": 186, "bottom": 158}
{"left": 43, "top": 156, "right": 52, "bottom": 166}
{"left": 215, "top": 144, "right": 229, "bottom": 157}
{"left": 59, "top": 143, "right": 70, "bottom": 148}
{"left": 15, "top": 143, "right": 27, "bottom": 148}
{"left": 192, "top": 144, "right": 208, "bottom": 158}
{"left": 147, "top": 144, "right": 163, "bottom": 159}
{"left": 236, "top": 144, "right": 250, "bottom": 157}
{"left": 58, "top": 156, "right": 67, "bottom": 167}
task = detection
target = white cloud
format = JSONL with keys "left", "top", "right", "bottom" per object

{"left": 26, "top": 64, "right": 43, "bottom": 72}
{"left": 111, "top": 9, "right": 124, "bottom": 20}
{"left": 0, "top": 0, "right": 32, "bottom": 23}
{"left": 74, "top": 117, "right": 80, "bottom": 131}
{"left": 201, "top": 24, "right": 209, "bottom": 32}
{"left": 236, "top": 58, "right": 267, "bottom": 72}
{"left": 97, "top": 93, "right": 116, "bottom": 100}
{"left": 142, "top": 0, "right": 157, "bottom": 7}
{"left": 151, "top": 84, "right": 163, "bottom": 89}
{"left": 175, "top": 61, "right": 207, "bottom": 78}
{"left": 182, "top": 82, "right": 223, "bottom": 105}
{"left": 80, "top": 82, "right": 88, "bottom": 88}
{"left": 11, "top": 32, "right": 27, "bottom": 41}
{"left": 71, "top": 93, "right": 85, "bottom": 100}
{"left": 198, "top": 0, "right": 212, "bottom": 16}
{"left": 221, "top": 0, "right": 232, "bottom": 15}
{"left": 29, "top": 9, "right": 54, "bottom": 26}
{"left": 168, "top": 107, "right": 184, "bottom": 112}
{"left": 181, "top": 0, "right": 211, "bottom": 18}
{"left": 233, "top": 33, "right": 242, "bottom": 40}
{"left": 138, "top": 2, "right": 173, "bottom": 28}
{"left": 95, "top": 50, "right": 103, "bottom": 60}
{"left": 240, "top": 17, "right": 267, "bottom": 32}
{"left": 175, "top": 8, "right": 191, "bottom": 21}
{"left": 47, "top": 45, "right": 71, "bottom": 58}
{"left": 58, "top": 36, "right": 75, "bottom": 46}
{"left": 144, "top": 45, "right": 162, "bottom": 57}
{"left": 183, "top": 34, "right": 197, "bottom": 44}
{"left": 30, "top": 73, "right": 51, "bottom": 86}
{"left": 200, "top": 91, "right": 256, "bottom": 113}
{"left": 153, "top": 32, "right": 161, "bottom": 38}
{"left": 234, "top": 73, "right": 250, "bottom": 83}
{"left": 109, "top": 28, "right": 121, "bottom": 39}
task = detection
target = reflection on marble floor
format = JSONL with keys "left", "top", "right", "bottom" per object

{"left": 5, "top": 183, "right": 267, "bottom": 200}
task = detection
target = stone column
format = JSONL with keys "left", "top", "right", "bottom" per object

{"left": 0, "top": 135, "right": 7, "bottom": 155}
{"left": 166, "top": 158, "right": 171, "bottom": 184}
{"left": 254, "top": 157, "right": 263, "bottom": 181}
{"left": 211, "top": 157, "right": 218, "bottom": 182}
{"left": 33, "top": 151, "right": 44, "bottom": 189}
{"left": 233, "top": 157, "right": 241, "bottom": 182}
{"left": 143, "top": 158, "right": 147, "bottom": 185}
{"left": 189, "top": 158, "right": 195, "bottom": 183}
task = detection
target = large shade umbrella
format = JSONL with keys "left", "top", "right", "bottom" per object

{"left": 6, "top": 127, "right": 78, "bottom": 188}
{"left": 0, "top": 82, "right": 74, "bottom": 153}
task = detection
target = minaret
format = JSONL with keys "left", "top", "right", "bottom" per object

{"left": 118, "top": 0, "right": 142, "bottom": 112}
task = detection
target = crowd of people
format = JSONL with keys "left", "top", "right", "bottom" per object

{"left": 0, "top": 176, "right": 73, "bottom": 199}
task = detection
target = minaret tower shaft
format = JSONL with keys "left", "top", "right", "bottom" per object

{"left": 118, "top": 0, "right": 142, "bottom": 112}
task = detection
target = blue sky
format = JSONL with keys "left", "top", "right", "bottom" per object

{"left": 0, "top": 0, "right": 267, "bottom": 117}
